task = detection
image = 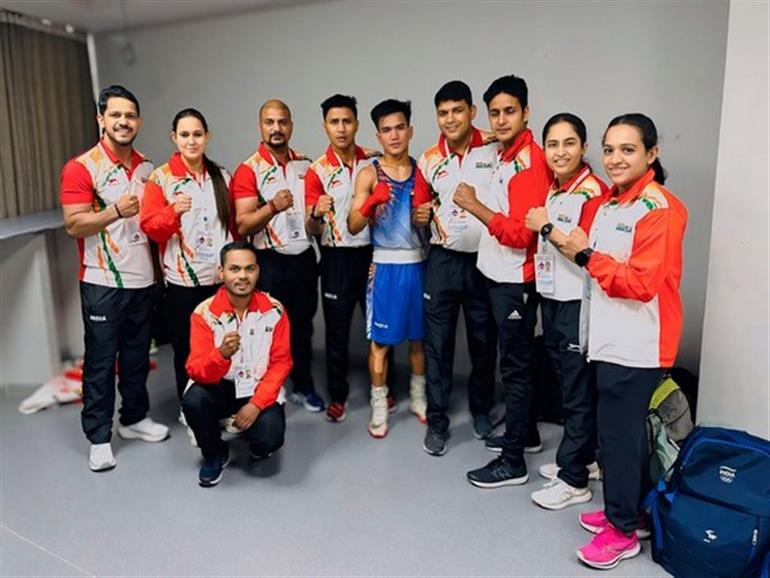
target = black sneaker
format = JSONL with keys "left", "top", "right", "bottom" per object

{"left": 485, "top": 435, "right": 504, "bottom": 453}
{"left": 466, "top": 456, "right": 528, "bottom": 488}
{"left": 423, "top": 429, "right": 448, "bottom": 456}
{"left": 472, "top": 413, "right": 494, "bottom": 440}
{"left": 249, "top": 447, "right": 274, "bottom": 461}
{"left": 525, "top": 429, "right": 543, "bottom": 453}
{"left": 198, "top": 447, "right": 230, "bottom": 487}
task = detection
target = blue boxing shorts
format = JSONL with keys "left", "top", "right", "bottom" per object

{"left": 366, "top": 261, "right": 425, "bottom": 345}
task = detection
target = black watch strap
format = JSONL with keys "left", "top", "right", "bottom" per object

{"left": 575, "top": 248, "right": 594, "bottom": 268}
{"left": 540, "top": 223, "right": 554, "bottom": 238}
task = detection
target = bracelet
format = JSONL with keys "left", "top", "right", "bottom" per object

{"left": 268, "top": 200, "right": 278, "bottom": 215}
{"left": 310, "top": 205, "right": 324, "bottom": 221}
{"left": 114, "top": 204, "right": 123, "bottom": 219}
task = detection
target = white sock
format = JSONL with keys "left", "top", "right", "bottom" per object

{"left": 410, "top": 374, "right": 426, "bottom": 388}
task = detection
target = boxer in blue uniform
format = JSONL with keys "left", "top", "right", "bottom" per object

{"left": 348, "top": 99, "right": 427, "bottom": 438}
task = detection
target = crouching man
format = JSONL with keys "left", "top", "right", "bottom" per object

{"left": 182, "top": 240, "right": 292, "bottom": 487}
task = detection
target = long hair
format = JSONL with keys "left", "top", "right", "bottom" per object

{"left": 172, "top": 108, "right": 230, "bottom": 230}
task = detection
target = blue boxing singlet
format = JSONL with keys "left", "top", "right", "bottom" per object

{"left": 370, "top": 158, "right": 425, "bottom": 262}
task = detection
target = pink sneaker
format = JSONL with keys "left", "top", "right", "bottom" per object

{"left": 577, "top": 525, "right": 641, "bottom": 570}
{"left": 579, "top": 509, "right": 651, "bottom": 539}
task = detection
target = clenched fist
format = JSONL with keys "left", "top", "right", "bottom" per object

{"left": 116, "top": 193, "right": 140, "bottom": 218}
{"left": 562, "top": 227, "right": 590, "bottom": 261}
{"left": 360, "top": 182, "right": 391, "bottom": 218}
{"left": 525, "top": 207, "right": 549, "bottom": 232}
{"left": 218, "top": 331, "right": 241, "bottom": 359}
{"left": 313, "top": 194, "right": 334, "bottom": 217}
{"left": 272, "top": 189, "right": 294, "bottom": 213}
{"left": 173, "top": 193, "right": 193, "bottom": 216}
{"left": 412, "top": 202, "right": 433, "bottom": 227}
{"left": 452, "top": 182, "right": 478, "bottom": 211}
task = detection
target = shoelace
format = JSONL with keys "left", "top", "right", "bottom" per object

{"left": 371, "top": 392, "right": 388, "bottom": 424}
{"left": 591, "top": 525, "right": 631, "bottom": 551}
{"left": 490, "top": 456, "right": 511, "bottom": 473}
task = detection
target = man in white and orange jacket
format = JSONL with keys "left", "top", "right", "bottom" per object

{"left": 181, "top": 241, "right": 292, "bottom": 487}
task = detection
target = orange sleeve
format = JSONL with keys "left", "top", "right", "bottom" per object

{"left": 230, "top": 163, "right": 259, "bottom": 201}
{"left": 586, "top": 207, "right": 685, "bottom": 303}
{"left": 60, "top": 160, "right": 94, "bottom": 205}
{"left": 185, "top": 312, "right": 232, "bottom": 385}
{"left": 412, "top": 166, "right": 432, "bottom": 207}
{"left": 139, "top": 179, "right": 180, "bottom": 243}
{"left": 251, "top": 310, "right": 293, "bottom": 409}
{"left": 487, "top": 167, "right": 549, "bottom": 248}
{"left": 304, "top": 167, "right": 324, "bottom": 207}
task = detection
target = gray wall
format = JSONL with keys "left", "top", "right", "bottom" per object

{"left": 698, "top": 1, "right": 769, "bottom": 438}
{"left": 93, "top": 0, "right": 731, "bottom": 375}
{"left": 0, "top": 234, "right": 60, "bottom": 384}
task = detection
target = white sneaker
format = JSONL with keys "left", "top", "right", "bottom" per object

{"left": 369, "top": 386, "right": 389, "bottom": 438}
{"left": 89, "top": 443, "right": 116, "bottom": 472}
{"left": 117, "top": 417, "right": 170, "bottom": 442}
{"left": 538, "top": 461, "right": 602, "bottom": 481}
{"left": 408, "top": 377, "right": 427, "bottom": 424}
{"left": 531, "top": 478, "right": 592, "bottom": 510}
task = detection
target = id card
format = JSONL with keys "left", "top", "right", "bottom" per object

{"left": 190, "top": 209, "right": 217, "bottom": 263}
{"left": 285, "top": 210, "right": 305, "bottom": 241}
{"left": 534, "top": 252, "right": 555, "bottom": 295}
{"left": 193, "top": 234, "right": 217, "bottom": 263}
{"left": 234, "top": 363, "right": 256, "bottom": 399}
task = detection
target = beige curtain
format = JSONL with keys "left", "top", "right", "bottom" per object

{"left": 0, "top": 10, "right": 97, "bottom": 218}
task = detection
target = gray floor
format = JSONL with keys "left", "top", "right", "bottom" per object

{"left": 1, "top": 346, "right": 670, "bottom": 577}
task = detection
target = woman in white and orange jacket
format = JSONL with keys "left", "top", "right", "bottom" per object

{"left": 525, "top": 113, "right": 608, "bottom": 511}
{"left": 556, "top": 113, "right": 687, "bottom": 571}
{"left": 140, "top": 108, "right": 235, "bottom": 400}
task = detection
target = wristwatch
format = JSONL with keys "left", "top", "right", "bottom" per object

{"left": 575, "top": 248, "right": 594, "bottom": 268}
{"left": 540, "top": 223, "right": 554, "bottom": 238}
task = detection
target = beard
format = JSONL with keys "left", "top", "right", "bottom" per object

{"left": 105, "top": 126, "right": 136, "bottom": 147}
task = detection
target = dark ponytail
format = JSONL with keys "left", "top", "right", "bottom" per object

{"left": 203, "top": 155, "right": 230, "bottom": 231}
{"left": 605, "top": 113, "right": 667, "bottom": 185}
{"left": 649, "top": 159, "right": 666, "bottom": 186}
{"left": 172, "top": 108, "right": 230, "bottom": 230}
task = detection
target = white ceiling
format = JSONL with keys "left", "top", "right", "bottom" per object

{"left": 0, "top": 0, "right": 290, "bottom": 33}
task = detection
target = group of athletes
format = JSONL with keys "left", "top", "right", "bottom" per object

{"left": 60, "top": 73, "right": 687, "bottom": 571}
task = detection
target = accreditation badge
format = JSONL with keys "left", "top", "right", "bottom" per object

{"left": 448, "top": 207, "right": 469, "bottom": 235}
{"left": 192, "top": 209, "right": 217, "bottom": 263}
{"left": 535, "top": 252, "right": 555, "bottom": 295}
{"left": 285, "top": 209, "right": 305, "bottom": 241}
{"left": 234, "top": 363, "right": 256, "bottom": 399}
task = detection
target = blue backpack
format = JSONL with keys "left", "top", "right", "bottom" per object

{"left": 646, "top": 427, "right": 770, "bottom": 578}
